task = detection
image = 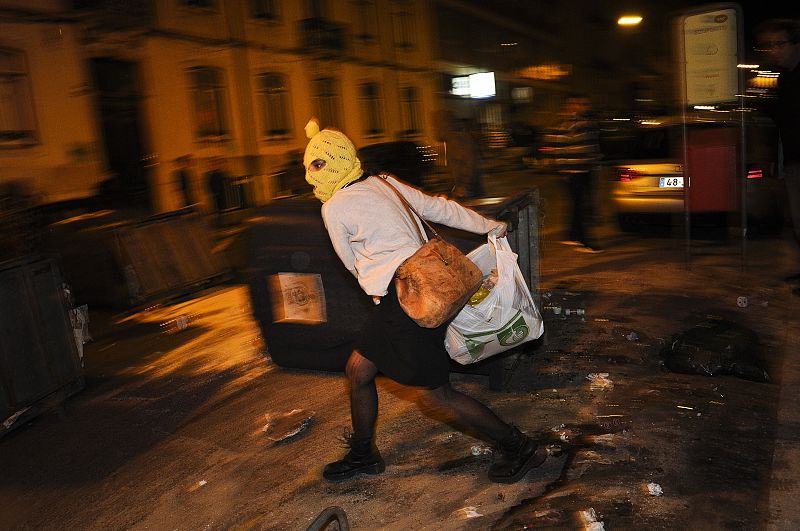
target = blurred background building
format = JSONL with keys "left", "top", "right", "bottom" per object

{"left": 0, "top": 0, "right": 782, "bottom": 216}
{"left": 2, "top": 0, "right": 450, "bottom": 213}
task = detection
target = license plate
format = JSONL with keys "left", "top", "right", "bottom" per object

{"left": 659, "top": 177, "right": 683, "bottom": 188}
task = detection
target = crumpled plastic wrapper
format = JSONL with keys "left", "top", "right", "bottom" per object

{"left": 261, "top": 409, "right": 314, "bottom": 445}
{"left": 586, "top": 372, "right": 614, "bottom": 390}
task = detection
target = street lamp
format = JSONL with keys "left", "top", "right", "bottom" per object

{"left": 618, "top": 15, "right": 643, "bottom": 26}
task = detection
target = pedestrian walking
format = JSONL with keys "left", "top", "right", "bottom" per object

{"left": 754, "top": 18, "right": 800, "bottom": 293}
{"left": 173, "top": 154, "right": 195, "bottom": 208}
{"left": 205, "top": 156, "right": 228, "bottom": 226}
{"left": 434, "top": 110, "right": 485, "bottom": 200}
{"left": 546, "top": 93, "right": 604, "bottom": 253}
{"left": 302, "top": 118, "right": 547, "bottom": 483}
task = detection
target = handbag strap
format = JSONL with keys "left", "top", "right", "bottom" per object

{"left": 376, "top": 174, "right": 442, "bottom": 242}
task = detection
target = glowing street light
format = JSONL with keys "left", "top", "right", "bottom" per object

{"left": 618, "top": 15, "right": 643, "bottom": 26}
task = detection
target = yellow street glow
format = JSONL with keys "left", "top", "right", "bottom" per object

{"left": 618, "top": 15, "right": 643, "bottom": 26}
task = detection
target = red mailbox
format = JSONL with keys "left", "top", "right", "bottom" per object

{"left": 685, "top": 126, "right": 739, "bottom": 212}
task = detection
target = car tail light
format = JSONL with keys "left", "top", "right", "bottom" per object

{"left": 616, "top": 168, "right": 642, "bottom": 182}
{"left": 746, "top": 168, "right": 763, "bottom": 179}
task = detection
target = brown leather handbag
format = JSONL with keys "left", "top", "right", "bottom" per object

{"left": 379, "top": 176, "right": 483, "bottom": 328}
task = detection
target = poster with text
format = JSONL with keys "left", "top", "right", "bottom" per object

{"left": 683, "top": 8, "right": 739, "bottom": 106}
{"left": 269, "top": 272, "right": 327, "bottom": 324}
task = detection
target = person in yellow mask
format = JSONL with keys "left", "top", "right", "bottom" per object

{"left": 302, "top": 118, "right": 545, "bottom": 484}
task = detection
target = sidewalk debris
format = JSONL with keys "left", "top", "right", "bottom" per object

{"left": 647, "top": 482, "right": 663, "bottom": 496}
{"left": 543, "top": 305, "right": 585, "bottom": 318}
{"left": 305, "top": 506, "right": 349, "bottom": 531}
{"left": 455, "top": 506, "right": 483, "bottom": 519}
{"left": 188, "top": 479, "right": 208, "bottom": 492}
{"left": 3, "top": 407, "right": 31, "bottom": 430}
{"left": 63, "top": 282, "right": 91, "bottom": 360}
{"left": 577, "top": 508, "right": 605, "bottom": 530}
{"left": 661, "top": 317, "right": 769, "bottom": 382}
{"left": 160, "top": 314, "right": 196, "bottom": 334}
{"left": 261, "top": 409, "right": 314, "bottom": 445}
{"left": 68, "top": 304, "right": 91, "bottom": 361}
{"left": 586, "top": 373, "right": 614, "bottom": 390}
{"left": 471, "top": 444, "right": 493, "bottom": 456}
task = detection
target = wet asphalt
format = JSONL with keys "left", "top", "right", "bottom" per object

{"left": 1, "top": 168, "right": 799, "bottom": 529}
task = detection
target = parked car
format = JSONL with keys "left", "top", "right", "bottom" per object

{"left": 605, "top": 117, "right": 785, "bottom": 236}
{"left": 357, "top": 140, "right": 437, "bottom": 189}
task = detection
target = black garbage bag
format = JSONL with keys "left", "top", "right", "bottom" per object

{"left": 661, "top": 317, "right": 770, "bottom": 382}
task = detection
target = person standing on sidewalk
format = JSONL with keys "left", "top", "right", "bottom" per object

{"left": 546, "top": 93, "right": 604, "bottom": 253}
{"left": 172, "top": 154, "right": 196, "bottom": 209}
{"left": 205, "top": 156, "right": 228, "bottom": 226}
{"left": 754, "top": 19, "right": 800, "bottom": 293}
{"left": 302, "top": 118, "right": 547, "bottom": 484}
{"left": 434, "top": 110, "right": 485, "bottom": 200}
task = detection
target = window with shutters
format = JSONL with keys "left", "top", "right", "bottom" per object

{"left": 257, "top": 72, "right": 292, "bottom": 138}
{"left": 188, "top": 66, "right": 230, "bottom": 139}
{"left": 0, "top": 48, "right": 37, "bottom": 147}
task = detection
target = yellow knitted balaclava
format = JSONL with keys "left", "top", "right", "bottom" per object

{"left": 303, "top": 119, "right": 363, "bottom": 203}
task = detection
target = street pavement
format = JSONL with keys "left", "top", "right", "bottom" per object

{"left": 1, "top": 169, "right": 799, "bottom": 530}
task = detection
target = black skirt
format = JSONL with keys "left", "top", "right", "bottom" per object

{"left": 355, "top": 281, "right": 451, "bottom": 389}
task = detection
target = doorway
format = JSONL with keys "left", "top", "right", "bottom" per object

{"left": 90, "top": 57, "right": 150, "bottom": 211}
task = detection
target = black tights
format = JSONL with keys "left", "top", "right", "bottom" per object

{"left": 345, "top": 350, "right": 512, "bottom": 442}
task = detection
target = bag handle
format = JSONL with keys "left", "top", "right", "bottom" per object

{"left": 376, "top": 174, "right": 443, "bottom": 242}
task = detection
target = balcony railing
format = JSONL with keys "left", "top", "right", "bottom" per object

{"left": 71, "top": 0, "right": 153, "bottom": 30}
{"left": 298, "top": 18, "right": 347, "bottom": 56}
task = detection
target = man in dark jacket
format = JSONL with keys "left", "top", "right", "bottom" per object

{"left": 755, "top": 19, "right": 800, "bottom": 292}
{"left": 205, "top": 156, "right": 229, "bottom": 226}
{"left": 173, "top": 154, "right": 195, "bottom": 208}
{"left": 545, "top": 93, "right": 604, "bottom": 253}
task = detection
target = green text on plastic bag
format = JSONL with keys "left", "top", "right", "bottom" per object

{"left": 464, "top": 310, "right": 530, "bottom": 359}
{"left": 464, "top": 337, "right": 488, "bottom": 359}
{"left": 497, "top": 312, "right": 530, "bottom": 346}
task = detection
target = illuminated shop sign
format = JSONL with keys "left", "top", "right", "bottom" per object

{"left": 451, "top": 72, "right": 496, "bottom": 99}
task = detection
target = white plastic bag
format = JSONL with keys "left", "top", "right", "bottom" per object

{"left": 445, "top": 234, "right": 543, "bottom": 364}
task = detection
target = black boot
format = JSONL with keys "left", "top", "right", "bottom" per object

{"left": 323, "top": 434, "right": 385, "bottom": 482}
{"left": 488, "top": 426, "right": 547, "bottom": 484}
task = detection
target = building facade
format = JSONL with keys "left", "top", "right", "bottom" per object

{"left": 1, "top": 0, "right": 446, "bottom": 213}
{"left": 5, "top": 0, "right": 613, "bottom": 216}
